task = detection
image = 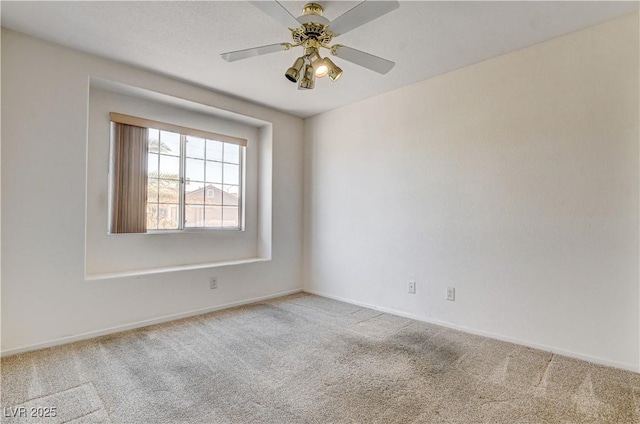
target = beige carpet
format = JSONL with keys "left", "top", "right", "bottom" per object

{"left": 1, "top": 382, "right": 110, "bottom": 424}
{"left": 1, "top": 293, "right": 639, "bottom": 423}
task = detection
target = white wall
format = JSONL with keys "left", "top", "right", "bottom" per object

{"left": 1, "top": 29, "right": 304, "bottom": 353}
{"left": 304, "top": 14, "right": 639, "bottom": 371}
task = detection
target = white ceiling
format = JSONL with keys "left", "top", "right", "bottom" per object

{"left": 1, "top": 1, "right": 637, "bottom": 117}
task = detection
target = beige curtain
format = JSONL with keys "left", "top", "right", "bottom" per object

{"left": 111, "top": 123, "right": 149, "bottom": 233}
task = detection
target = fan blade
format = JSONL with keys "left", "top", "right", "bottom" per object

{"left": 249, "top": 1, "right": 301, "bottom": 29}
{"left": 221, "top": 43, "right": 289, "bottom": 62}
{"left": 328, "top": 1, "right": 399, "bottom": 36}
{"left": 332, "top": 45, "right": 395, "bottom": 74}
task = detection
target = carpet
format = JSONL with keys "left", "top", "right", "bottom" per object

{"left": 1, "top": 382, "right": 110, "bottom": 424}
{"left": 1, "top": 293, "right": 639, "bottom": 423}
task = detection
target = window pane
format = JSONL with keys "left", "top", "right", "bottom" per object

{"left": 185, "top": 205, "right": 205, "bottom": 228}
{"left": 185, "top": 158, "right": 205, "bottom": 182}
{"left": 224, "top": 144, "right": 240, "bottom": 164}
{"left": 222, "top": 206, "right": 239, "bottom": 228}
{"left": 186, "top": 136, "right": 205, "bottom": 159}
{"left": 205, "top": 161, "right": 222, "bottom": 183}
{"left": 205, "top": 206, "right": 222, "bottom": 227}
{"left": 147, "top": 178, "right": 159, "bottom": 204}
{"left": 206, "top": 140, "right": 223, "bottom": 162}
{"left": 158, "top": 179, "right": 179, "bottom": 203}
{"left": 158, "top": 204, "right": 179, "bottom": 229}
{"left": 159, "top": 155, "right": 180, "bottom": 179}
{"left": 222, "top": 185, "right": 239, "bottom": 206}
{"left": 147, "top": 153, "right": 159, "bottom": 176}
{"left": 146, "top": 204, "right": 158, "bottom": 230}
{"left": 185, "top": 180, "right": 205, "bottom": 205}
{"left": 223, "top": 163, "right": 239, "bottom": 185}
{"left": 148, "top": 129, "right": 160, "bottom": 153}
{"left": 159, "top": 130, "right": 180, "bottom": 156}
{"left": 204, "top": 184, "right": 223, "bottom": 205}
{"left": 116, "top": 121, "right": 244, "bottom": 232}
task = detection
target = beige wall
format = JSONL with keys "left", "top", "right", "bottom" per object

{"left": 304, "top": 13, "right": 639, "bottom": 371}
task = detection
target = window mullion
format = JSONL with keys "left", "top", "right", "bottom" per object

{"left": 179, "top": 134, "right": 186, "bottom": 230}
{"left": 238, "top": 146, "right": 244, "bottom": 230}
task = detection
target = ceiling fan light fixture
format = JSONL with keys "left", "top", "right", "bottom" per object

{"left": 323, "top": 57, "right": 343, "bottom": 81}
{"left": 298, "top": 64, "right": 315, "bottom": 90}
{"left": 306, "top": 48, "right": 322, "bottom": 64}
{"left": 314, "top": 60, "right": 329, "bottom": 78}
{"left": 285, "top": 56, "right": 306, "bottom": 83}
{"left": 306, "top": 48, "right": 329, "bottom": 78}
{"left": 224, "top": 1, "right": 399, "bottom": 91}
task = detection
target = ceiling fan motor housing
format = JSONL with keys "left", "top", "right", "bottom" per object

{"left": 291, "top": 23, "right": 334, "bottom": 48}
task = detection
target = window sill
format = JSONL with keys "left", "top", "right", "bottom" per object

{"left": 85, "top": 257, "right": 270, "bottom": 281}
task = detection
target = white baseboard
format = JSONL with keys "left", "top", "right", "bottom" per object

{"left": 1, "top": 288, "right": 303, "bottom": 357}
{"left": 303, "top": 288, "right": 640, "bottom": 374}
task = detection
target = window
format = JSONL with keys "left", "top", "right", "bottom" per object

{"left": 109, "top": 113, "right": 246, "bottom": 233}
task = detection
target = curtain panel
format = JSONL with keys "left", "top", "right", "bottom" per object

{"left": 110, "top": 123, "right": 148, "bottom": 233}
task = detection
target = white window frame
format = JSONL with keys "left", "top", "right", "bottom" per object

{"left": 110, "top": 113, "right": 246, "bottom": 233}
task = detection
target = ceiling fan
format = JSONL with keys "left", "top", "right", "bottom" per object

{"left": 221, "top": 1, "right": 400, "bottom": 90}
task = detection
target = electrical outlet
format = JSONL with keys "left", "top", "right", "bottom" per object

{"left": 446, "top": 287, "right": 455, "bottom": 301}
{"left": 408, "top": 281, "right": 416, "bottom": 294}
{"left": 210, "top": 277, "right": 218, "bottom": 290}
